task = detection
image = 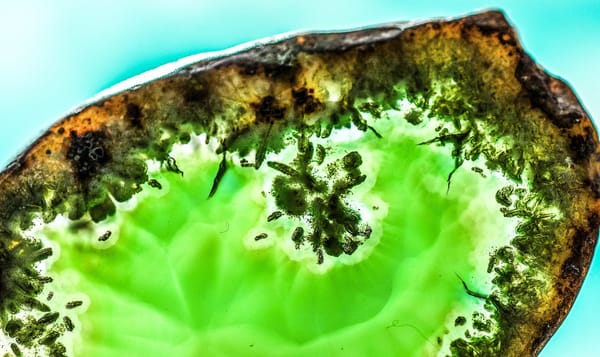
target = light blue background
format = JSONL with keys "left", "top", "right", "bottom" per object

{"left": 0, "top": 1, "right": 597, "bottom": 355}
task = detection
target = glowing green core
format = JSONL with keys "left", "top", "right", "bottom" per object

{"left": 45, "top": 118, "right": 511, "bottom": 356}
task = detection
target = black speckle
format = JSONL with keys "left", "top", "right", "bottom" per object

{"left": 125, "top": 103, "right": 143, "bottom": 128}
{"left": 584, "top": 174, "right": 600, "bottom": 198}
{"left": 63, "top": 316, "right": 74, "bottom": 332}
{"left": 254, "top": 233, "right": 268, "bottom": 241}
{"left": 561, "top": 229, "right": 587, "bottom": 279}
{"left": 255, "top": 96, "right": 285, "bottom": 123}
{"left": 562, "top": 257, "right": 581, "bottom": 278}
{"left": 588, "top": 212, "right": 600, "bottom": 228}
{"left": 267, "top": 211, "right": 283, "bottom": 222}
{"left": 98, "top": 230, "right": 112, "bottom": 242}
{"left": 292, "top": 88, "right": 309, "bottom": 105}
{"left": 165, "top": 156, "right": 183, "bottom": 176}
{"left": 208, "top": 154, "right": 228, "bottom": 198}
{"left": 239, "top": 62, "right": 258, "bottom": 75}
{"left": 57, "top": 127, "right": 65, "bottom": 135}
{"left": 467, "top": 20, "right": 503, "bottom": 37}
{"left": 497, "top": 32, "right": 516, "bottom": 46}
{"left": 569, "top": 127, "right": 596, "bottom": 162}
{"left": 292, "top": 87, "right": 320, "bottom": 114}
{"left": 66, "top": 130, "right": 110, "bottom": 180}
{"left": 45, "top": 149, "right": 52, "bottom": 156}
{"left": 455, "top": 316, "right": 467, "bottom": 326}
{"left": 38, "top": 312, "right": 59, "bottom": 325}
{"left": 263, "top": 64, "right": 297, "bottom": 83}
{"left": 236, "top": 60, "right": 298, "bottom": 84}
{"left": 65, "top": 300, "right": 83, "bottom": 309}
{"left": 183, "top": 84, "right": 208, "bottom": 104}
{"left": 179, "top": 132, "right": 191, "bottom": 143}
{"left": 148, "top": 179, "right": 162, "bottom": 189}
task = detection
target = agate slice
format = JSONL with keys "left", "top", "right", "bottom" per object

{"left": 0, "top": 10, "right": 598, "bottom": 357}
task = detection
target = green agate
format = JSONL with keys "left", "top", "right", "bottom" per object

{"left": 0, "top": 10, "right": 598, "bottom": 357}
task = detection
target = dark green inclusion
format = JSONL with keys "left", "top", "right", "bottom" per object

{"left": 267, "top": 139, "right": 371, "bottom": 259}
{"left": 0, "top": 11, "right": 596, "bottom": 357}
{"left": 43, "top": 115, "right": 506, "bottom": 355}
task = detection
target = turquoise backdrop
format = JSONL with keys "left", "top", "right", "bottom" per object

{"left": 0, "top": 1, "right": 597, "bottom": 355}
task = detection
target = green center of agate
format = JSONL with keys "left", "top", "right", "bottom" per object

{"left": 40, "top": 114, "right": 515, "bottom": 356}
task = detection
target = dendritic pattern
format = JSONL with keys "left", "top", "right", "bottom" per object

{"left": 261, "top": 134, "right": 372, "bottom": 263}
{"left": 0, "top": 10, "right": 597, "bottom": 357}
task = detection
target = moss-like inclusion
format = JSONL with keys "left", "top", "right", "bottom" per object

{"left": 0, "top": 11, "right": 598, "bottom": 357}
{"left": 41, "top": 114, "right": 517, "bottom": 356}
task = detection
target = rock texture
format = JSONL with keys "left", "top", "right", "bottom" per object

{"left": 0, "top": 10, "right": 598, "bottom": 356}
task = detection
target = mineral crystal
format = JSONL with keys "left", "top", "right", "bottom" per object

{"left": 0, "top": 10, "right": 597, "bottom": 356}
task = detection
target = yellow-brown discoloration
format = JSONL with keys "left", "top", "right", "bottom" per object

{"left": 0, "top": 10, "right": 598, "bottom": 356}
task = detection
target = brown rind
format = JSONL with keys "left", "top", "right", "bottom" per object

{"left": 0, "top": 9, "right": 597, "bottom": 356}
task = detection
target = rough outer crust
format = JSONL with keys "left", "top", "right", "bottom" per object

{"left": 0, "top": 9, "right": 598, "bottom": 356}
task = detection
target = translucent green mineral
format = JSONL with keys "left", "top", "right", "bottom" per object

{"left": 0, "top": 10, "right": 598, "bottom": 357}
